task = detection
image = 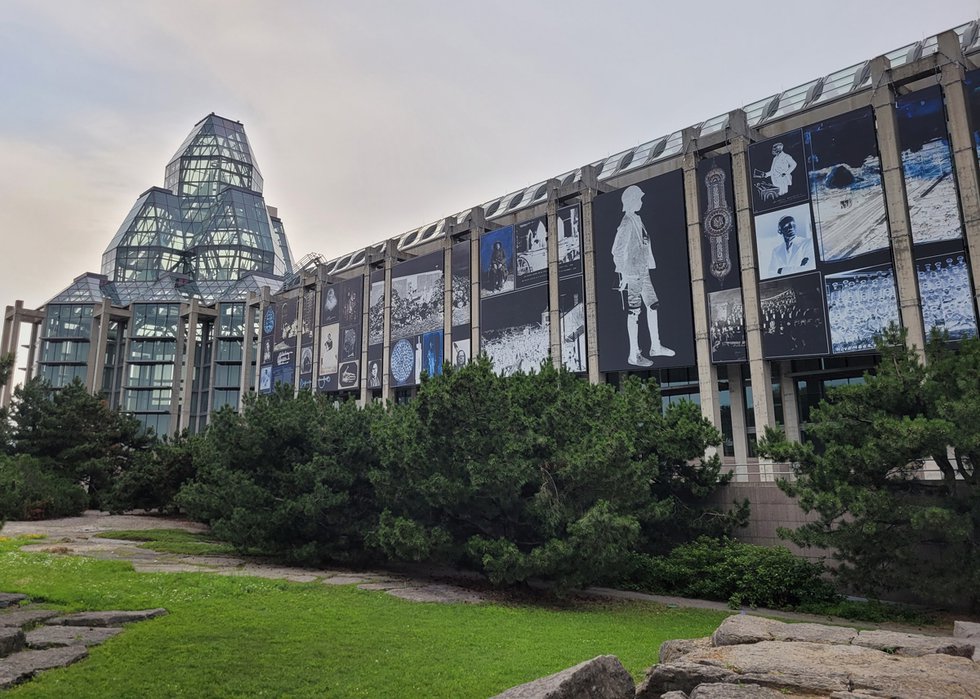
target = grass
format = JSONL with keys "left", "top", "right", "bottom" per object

{"left": 0, "top": 536, "right": 728, "bottom": 698}
{"left": 95, "top": 529, "right": 238, "bottom": 556}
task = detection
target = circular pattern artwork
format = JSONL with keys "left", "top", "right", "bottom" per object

{"left": 390, "top": 339, "right": 415, "bottom": 385}
{"left": 263, "top": 308, "right": 276, "bottom": 335}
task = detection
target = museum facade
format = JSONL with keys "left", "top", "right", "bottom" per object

{"left": 4, "top": 23, "right": 980, "bottom": 489}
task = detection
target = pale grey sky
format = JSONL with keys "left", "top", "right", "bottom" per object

{"left": 1, "top": 0, "right": 978, "bottom": 309}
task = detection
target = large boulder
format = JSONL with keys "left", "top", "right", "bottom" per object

{"left": 852, "top": 629, "right": 974, "bottom": 658}
{"left": 711, "top": 614, "right": 857, "bottom": 647}
{"left": 490, "top": 655, "right": 634, "bottom": 699}
{"left": 658, "top": 637, "right": 711, "bottom": 664}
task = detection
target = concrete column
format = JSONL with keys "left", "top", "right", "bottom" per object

{"left": 382, "top": 242, "right": 395, "bottom": 403}
{"left": 24, "top": 321, "right": 40, "bottom": 384}
{"left": 580, "top": 166, "right": 602, "bottom": 384}
{"left": 870, "top": 56, "right": 927, "bottom": 357}
{"left": 239, "top": 295, "right": 257, "bottom": 411}
{"left": 938, "top": 31, "right": 980, "bottom": 312}
{"left": 359, "top": 270, "right": 371, "bottom": 405}
{"left": 729, "top": 117, "right": 776, "bottom": 442}
{"left": 470, "top": 227, "right": 482, "bottom": 357}
{"left": 443, "top": 234, "right": 453, "bottom": 364}
{"left": 682, "top": 141, "right": 722, "bottom": 452}
{"left": 779, "top": 361, "right": 801, "bottom": 442}
{"left": 546, "top": 182, "right": 561, "bottom": 366}
{"left": 89, "top": 299, "right": 112, "bottom": 395}
{"left": 1, "top": 302, "right": 24, "bottom": 407}
{"left": 178, "top": 300, "right": 199, "bottom": 433}
{"left": 727, "top": 363, "right": 749, "bottom": 481}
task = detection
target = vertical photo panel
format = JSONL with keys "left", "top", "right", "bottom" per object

{"left": 759, "top": 273, "right": 830, "bottom": 358}
{"left": 514, "top": 216, "right": 549, "bottom": 289}
{"left": 708, "top": 288, "right": 747, "bottom": 363}
{"left": 917, "top": 252, "right": 978, "bottom": 340}
{"left": 825, "top": 265, "right": 900, "bottom": 354}
{"left": 748, "top": 131, "right": 808, "bottom": 213}
{"left": 368, "top": 270, "right": 384, "bottom": 347}
{"left": 481, "top": 286, "right": 550, "bottom": 376}
{"left": 593, "top": 171, "right": 695, "bottom": 372}
{"left": 451, "top": 241, "right": 471, "bottom": 330}
{"left": 805, "top": 108, "right": 889, "bottom": 262}
{"left": 559, "top": 276, "right": 587, "bottom": 373}
{"left": 698, "top": 155, "right": 740, "bottom": 292}
{"left": 480, "top": 227, "right": 515, "bottom": 297}
{"left": 557, "top": 204, "right": 583, "bottom": 279}
{"left": 896, "top": 85, "right": 964, "bottom": 244}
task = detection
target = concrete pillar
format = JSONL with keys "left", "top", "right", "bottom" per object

{"left": 729, "top": 113, "right": 776, "bottom": 445}
{"left": 682, "top": 139, "right": 722, "bottom": 453}
{"left": 177, "top": 299, "right": 199, "bottom": 433}
{"left": 938, "top": 31, "right": 980, "bottom": 312}
{"left": 1, "top": 302, "right": 24, "bottom": 407}
{"left": 443, "top": 232, "right": 454, "bottom": 364}
{"left": 24, "top": 321, "right": 40, "bottom": 384}
{"left": 580, "top": 165, "right": 602, "bottom": 384}
{"left": 89, "top": 299, "right": 112, "bottom": 395}
{"left": 727, "top": 363, "right": 749, "bottom": 481}
{"left": 779, "top": 361, "right": 801, "bottom": 442}
{"left": 546, "top": 182, "right": 561, "bottom": 366}
{"left": 382, "top": 241, "right": 395, "bottom": 403}
{"left": 470, "top": 226, "right": 482, "bottom": 358}
{"left": 870, "top": 56, "right": 927, "bottom": 357}
{"left": 239, "top": 295, "right": 257, "bottom": 411}
{"left": 360, "top": 270, "right": 371, "bottom": 405}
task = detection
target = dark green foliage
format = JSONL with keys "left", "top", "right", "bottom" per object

{"left": 627, "top": 536, "right": 839, "bottom": 609}
{"left": 176, "top": 386, "right": 382, "bottom": 565}
{"left": 0, "top": 454, "right": 87, "bottom": 520}
{"left": 370, "top": 359, "right": 742, "bottom": 591}
{"left": 103, "top": 433, "right": 197, "bottom": 514}
{"left": 0, "top": 352, "right": 13, "bottom": 388}
{"left": 759, "top": 328, "right": 980, "bottom": 611}
{"left": 7, "top": 378, "right": 152, "bottom": 510}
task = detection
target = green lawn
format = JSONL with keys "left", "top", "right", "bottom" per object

{"left": 0, "top": 536, "right": 729, "bottom": 698}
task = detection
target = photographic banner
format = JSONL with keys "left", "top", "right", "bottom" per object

{"left": 896, "top": 85, "right": 977, "bottom": 340}
{"left": 748, "top": 107, "right": 900, "bottom": 357}
{"left": 272, "top": 297, "right": 298, "bottom": 389}
{"left": 318, "top": 276, "right": 363, "bottom": 392}
{"left": 557, "top": 204, "right": 586, "bottom": 373}
{"left": 698, "top": 154, "right": 746, "bottom": 363}
{"left": 593, "top": 170, "right": 695, "bottom": 372}
{"left": 480, "top": 221, "right": 550, "bottom": 375}
{"left": 389, "top": 251, "right": 444, "bottom": 387}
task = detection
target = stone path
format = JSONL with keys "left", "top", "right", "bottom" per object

{"left": 1, "top": 512, "right": 491, "bottom": 605}
{"left": 0, "top": 593, "right": 165, "bottom": 689}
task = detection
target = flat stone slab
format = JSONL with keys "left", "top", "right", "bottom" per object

{"left": 0, "top": 646, "right": 88, "bottom": 689}
{"left": 955, "top": 620, "right": 980, "bottom": 640}
{"left": 357, "top": 581, "right": 412, "bottom": 591}
{"left": 689, "top": 683, "right": 790, "bottom": 699}
{"left": 0, "top": 594, "right": 27, "bottom": 610}
{"left": 322, "top": 575, "right": 373, "bottom": 585}
{"left": 491, "top": 655, "right": 634, "bottom": 698}
{"left": 853, "top": 629, "right": 975, "bottom": 658}
{"left": 26, "top": 625, "right": 122, "bottom": 649}
{"left": 215, "top": 565, "right": 320, "bottom": 583}
{"left": 0, "top": 628, "right": 25, "bottom": 657}
{"left": 46, "top": 609, "right": 167, "bottom": 627}
{"left": 0, "top": 609, "right": 59, "bottom": 628}
{"left": 712, "top": 614, "right": 857, "bottom": 647}
{"left": 386, "top": 584, "right": 488, "bottom": 604}
{"left": 637, "top": 640, "right": 980, "bottom": 699}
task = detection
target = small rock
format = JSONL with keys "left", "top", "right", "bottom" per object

{"left": 0, "top": 594, "right": 27, "bottom": 610}
{"left": 490, "top": 655, "right": 635, "bottom": 699}
{"left": 0, "top": 646, "right": 88, "bottom": 689}
{"left": 690, "top": 684, "right": 788, "bottom": 698}
{"left": 0, "top": 609, "right": 59, "bottom": 628}
{"left": 710, "top": 615, "right": 781, "bottom": 646}
{"left": 26, "top": 626, "right": 122, "bottom": 649}
{"left": 0, "top": 629, "right": 25, "bottom": 657}
{"left": 658, "top": 637, "right": 711, "bottom": 664}
{"left": 46, "top": 609, "right": 167, "bottom": 627}
{"left": 659, "top": 692, "right": 689, "bottom": 699}
{"left": 635, "top": 662, "right": 736, "bottom": 698}
{"left": 853, "top": 629, "right": 975, "bottom": 658}
{"left": 954, "top": 620, "right": 980, "bottom": 640}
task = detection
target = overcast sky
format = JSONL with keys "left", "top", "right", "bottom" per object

{"left": 1, "top": 0, "right": 978, "bottom": 310}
